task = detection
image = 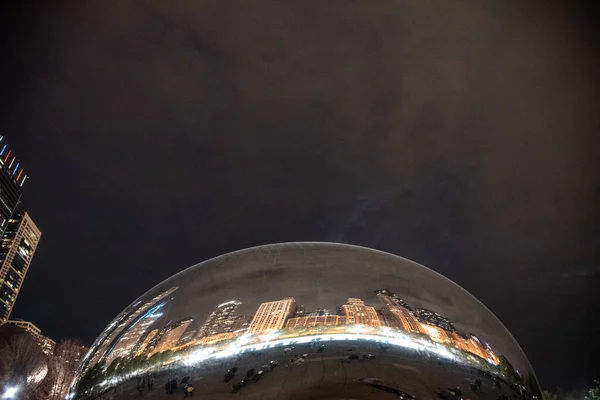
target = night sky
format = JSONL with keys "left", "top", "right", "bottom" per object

{"left": 1, "top": 0, "right": 598, "bottom": 391}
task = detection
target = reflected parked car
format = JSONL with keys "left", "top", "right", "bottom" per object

{"left": 231, "top": 380, "right": 246, "bottom": 393}
{"left": 223, "top": 369, "right": 236, "bottom": 383}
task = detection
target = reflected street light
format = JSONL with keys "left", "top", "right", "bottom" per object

{"left": 2, "top": 386, "right": 19, "bottom": 399}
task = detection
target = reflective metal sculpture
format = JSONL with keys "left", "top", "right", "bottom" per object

{"left": 74, "top": 243, "right": 541, "bottom": 399}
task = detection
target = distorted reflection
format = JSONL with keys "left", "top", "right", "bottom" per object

{"left": 73, "top": 243, "right": 541, "bottom": 399}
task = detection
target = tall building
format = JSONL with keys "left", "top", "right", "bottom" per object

{"left": 106, "top": 303, "right": 165, "bottom": 363}
{"left": 375, "top": 289, "right": 424, "bottom": 333}
{"left": 178, "top": 329, "right": 197, "bottom": 346}
{"left": 6, "top": 318, "right": 55, "bottom": 354}
{"left": 414, "top": 308, "right": 456, "bottom": 332}
{"left": 379, "top": 305, "right": 425, "bottom": 333}
{"left": 197, "top": 300, "right": 241, "bottom": 338}
{"left": 249, "top": 297, "right": 296, "bottom": 333}
{"left": 82, "top": 286, "right": 178, "bottom": 370}
{"left": 0, "top": 136, "right": 26, "bottom": 237}
{"left": 286, "top": 315, "right": 347, "bottom": 329}
{"left": 0, "top": 211, "right": 41, "bottom": 322}
{"left": 307, "top": 308, "right": 331, "bottom": 317}
{"left": 6, "top": 318, "right": 42, "bottom": 340}
{"left": 151, "top": 317, "right": 193, "bottom": 354}
{"left": 420, "top": 323, "right": 451, "bottom": 343}
{"left": 293, "top": 304, "right": 306, "bottom": 318}
{"left": 134, "top": 329, "right": 159, "bottom": 357}
{"left": 231, "top": 315, "right": 251, "bottom": 332}
{"left": 144, "top": 328, "right": 166, "bottom": 356}
{"left": 340, "top": 298, "right": 381, "bottom": 327}
{"left": 375, "top": 289, "right": 413, "bottom": 310}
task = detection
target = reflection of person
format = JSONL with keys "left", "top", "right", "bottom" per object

{"left": 184, "top": 383, "right": 194, "bottom": 397}
{"left": 470, "top": 379, "right": 481, "bottom": 393}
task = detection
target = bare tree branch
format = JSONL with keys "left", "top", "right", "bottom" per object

{"left": 0, "top": 325, "right": 51, "bottom": 400}
{"left": 49, "top": 339, "right": 86, "bottom": 400}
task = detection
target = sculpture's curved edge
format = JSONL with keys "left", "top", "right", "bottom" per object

{"left": 115, "top": 241, "right": 540, "bottom": 389}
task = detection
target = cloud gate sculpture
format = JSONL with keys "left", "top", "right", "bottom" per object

{"left": 74, "top": 242, "right": 541, "bottom": 399}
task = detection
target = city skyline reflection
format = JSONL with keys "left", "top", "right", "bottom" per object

{"left": 74, "top": 242, "right": 542, "bottom": 399}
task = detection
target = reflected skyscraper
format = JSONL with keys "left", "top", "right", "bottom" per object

{"left": 249, "top": 297, "right": 296, "bottom": 333}
{"left": 143, "top": 328, "right": 166, "bottom": 356}
{"left": 82, "top": 286, "right": 178, "bottom": 370}
{"left": 293, "top": 304, "right": 305, "bottom": 318}
{"left": 134, "top": 329, "right": 159, "bottom": 356}
{"left": 231, "top": 315, "right": 251, "bottom": 332}
{"left": 286, "top": 314, "right": 347, "bottom": 329}
{"left": 376, "top": 289, "right": 424, "bottom": 333}
{"left": 450, "top": 331, "right": 499, "bottom": 364}
{"left": 0, "top": 211, "right": 41, "bottom": 322}
{"left": 340, "top": 298, "right": 381, "bottom": 327}
{"left": 106, "top": 303, "right": 165, "bottom": 363}
{"left": 420, "top": 322, "right": 452, "bottom": 343}
{"left": 151, "top": 317, "right": 193, "bottom": 354}
{"left": 375, "top": 288, "right": 413, "bottom": 310}
{"left": 197, "top": 300, "right": 241, "bottom": 338}
{"left": 307, "top": 308, "right": 331, "bottom": 317}
{"left": 414, "top": 308, "right": 456, "bottom": 332}
{"left": 178, "top": 328, "right": 197, "bottom": 346}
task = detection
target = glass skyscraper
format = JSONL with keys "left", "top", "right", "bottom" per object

{"left": 0, "top": 136, "right": 26, "bottom": 237}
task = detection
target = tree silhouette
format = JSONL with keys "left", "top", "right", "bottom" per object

{"left": 104, "top": 356, "right": 123, "bottom": 378}
{"left": 498, "top": 354, "right": 521, "bottom": 383}
{"left": 48, "top": 339, "right": 85, "bottom": 400}
{"left": 74, "top": 359, "right": 105, "bottom": 398}
{"left": 543, "top": 390, "right": 559, "bottom": 400}
{"left": 0, "top": 324, "right": 52, "bottom": 400}
{"left": 587, "top": 380, "right": 600, "bottom": 400}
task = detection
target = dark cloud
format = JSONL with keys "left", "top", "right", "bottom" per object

{"left": 1, "top": 0, "right": 598, "bottom": 390}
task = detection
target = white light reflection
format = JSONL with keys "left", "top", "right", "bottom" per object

{"left": 183, "top": 332, "right": 457, "bottom": 367}
{"left": 1, "top": 386, "right": 19, "bottom": 399}
{"left": 27, "top": 363, "right": 48, "bottom": 384}
{"left": 379, "top": 326, "right": 393, "bottom": 336}
{"left": 349, "top": 324, "right": 366, "bottom": 333}
{"left": 260, "top": 330, "right": 279, "bottom": 342}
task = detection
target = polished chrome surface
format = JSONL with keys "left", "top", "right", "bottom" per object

{"left": 75, "top": 242, "right": 541, "bottom": 399}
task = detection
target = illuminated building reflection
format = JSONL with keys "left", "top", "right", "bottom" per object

{"left": 73, "top": 243, "right": 541, "bottom": 400}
